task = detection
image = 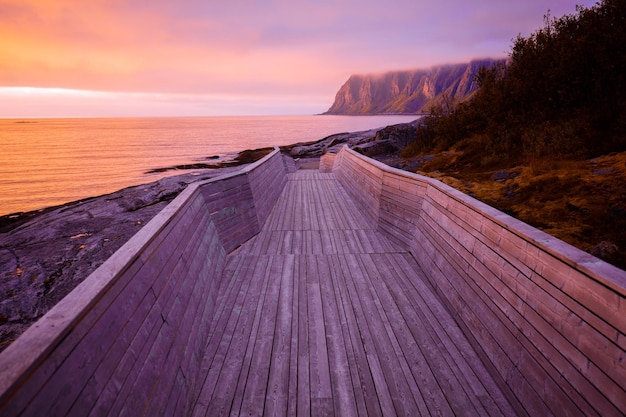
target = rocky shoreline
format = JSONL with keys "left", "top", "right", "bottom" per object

{"left": 282, "top": 118, "right": 419, "bottom": 159}
{"left": 0, "top": 121, "right": 418, "bottom": 351}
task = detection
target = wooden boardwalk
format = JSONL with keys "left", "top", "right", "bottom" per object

{"left": 192, "top": 170, "right": 519, "bottom": 417}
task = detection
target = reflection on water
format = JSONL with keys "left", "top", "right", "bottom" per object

{"left": 0, "top": 115, "right": 418, "bottom": 216}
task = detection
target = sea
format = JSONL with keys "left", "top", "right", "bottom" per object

{"left": 0, "top": 115, "right": 418, "bottom": 217}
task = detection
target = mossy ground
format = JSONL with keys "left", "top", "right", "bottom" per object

{"left": 401, "top": 151, "right": 626, "bottom": 271}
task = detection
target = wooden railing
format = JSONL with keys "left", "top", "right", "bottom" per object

{"left": 0, "top": 147, "right": 287, "bottom": 417}
{"left": 2, "top": 143, "right": 624, "bottom": 417}
{"left": 326, "top": 145, "right": 626, "bottom": 417}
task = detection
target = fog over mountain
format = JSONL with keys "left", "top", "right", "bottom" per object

{"left": 324, "top": 58, "right": 504, "bottom": 115}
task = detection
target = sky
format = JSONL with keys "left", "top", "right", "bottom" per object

{"left": 0, "top": 0, "right": 597, "bottom": 117}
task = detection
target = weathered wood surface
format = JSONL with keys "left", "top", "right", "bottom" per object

{"left": 319, "top": 153, "right": 335, "bottom": 173}
{"left": 332, "top": 146, "right": 626, "bottom": 417}
{"left": 5, "top": 145, "right": 622, "bottom": 417}
{"left": 0, "top": 148, "right": 288, "bottom": 417}
{"left": 192, "top": 170, "right": 519, "bottom": 417}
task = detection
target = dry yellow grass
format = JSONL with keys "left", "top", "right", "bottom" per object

{"left": 411, "top": 151, "right": 626, "bottom": 271}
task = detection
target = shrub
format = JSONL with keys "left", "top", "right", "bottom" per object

{"left": 403, "top": 0, "right": 626, "bottom": 163}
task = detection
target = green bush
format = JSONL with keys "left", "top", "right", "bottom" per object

{"left": 404, "top": 0, "right": 626, "bottom": 162}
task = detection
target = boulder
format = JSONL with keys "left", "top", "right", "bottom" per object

{"left": 590, "top": 241, "right": 619, "bottom": 261}
{"left": 353, "top": 140, "right": 399, "bottom": 157}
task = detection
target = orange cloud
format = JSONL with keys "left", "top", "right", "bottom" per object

{"left": 0, "top": 0, "right": 596, "bottom": 116}
{"left": 0, "top": 0, "right": 339, "bottom": 96}
{"left": 0, "top": 86, "right": 330, "bottom": 117}
{"left": 0, "top": 1, "right": 149, "bottom": 85}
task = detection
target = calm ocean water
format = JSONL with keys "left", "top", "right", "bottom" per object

{"left": 0, "top": 115, "right": 417, "bottom": 216}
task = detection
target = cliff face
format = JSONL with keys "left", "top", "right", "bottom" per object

{"left": 324, "top": 59, "right": 503, "bottom": 115}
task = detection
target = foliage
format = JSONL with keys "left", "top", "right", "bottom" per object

{"left": 402, "top": 0, "right": 626, "bottom": 162}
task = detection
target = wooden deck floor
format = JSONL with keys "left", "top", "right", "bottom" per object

{"left": 192, "top": 170, "right": 519, "bottom": 417}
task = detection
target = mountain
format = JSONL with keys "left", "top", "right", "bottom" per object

{"left": 323, "top": 58, "right": 504, "bottom": 115}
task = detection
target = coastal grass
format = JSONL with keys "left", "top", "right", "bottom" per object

{"left": 405, "top": 150, "right": 626, "bottom": 270}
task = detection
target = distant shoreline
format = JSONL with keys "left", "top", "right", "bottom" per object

{"left": 319, "top": 112, "right": 428, "bottom": 116}
{"left": 0, "top": 147, "right": 267, "bottom": 232}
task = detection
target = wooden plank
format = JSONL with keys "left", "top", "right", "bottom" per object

{"left": 381, "top": 252, "right": 514, "bottom": 416}
{"left": 264, "top": 255, "right": 295, "bottom": 417}
{"left": 319, "top": 230, "right": 335, "bottom": 255}
{"left": 359, "top": 254, "right": 448, "bottom": 417}
{"left": 242, "top": 230, "right": 266, "bottom": 256}
{"left": 411, "top": 222, "right": 553, "bottom": 416}
{"left": 248, "top": 153, "right": 287, "bottom": 226}
{"left": 301, "top": 178, "right": 313, "bottom": 231}
{"left": 309, "top": 179, "right": 330, "bottom": 230}
{"left": 336, "top": 253, "right": 399, "bottom": 417}
{"left": 419, "top": 203, "right": 619, "bottom": 416}
{"left": 303, "top": 230, "right": 313, "bottom": 254}
{"left": 326, "top": 255, "right": 376, "bottom": 417}
{"left": 280, "top": 230, "right": 294, "bottom": 255}
{"left": 264, "top": 230, "right": 281, "bottom": 255}
{"left": 354, "top": 229, "right": 374, "bottom": 254}
{"left": 237, "top": 255, "right": 282, "bottom": 417}
{"left": 170, "top": 256, "right": 222, "bottom": 413}
{"left": 143, "top": 238, "right": 218, "bottom": 416}
{"left": 342, "top": 230, "right": 363, "bottom": 254}
{"left": 39, "top": 201, "right": 214, "bottom": 416}
{"left": 349, "top": 254, "right": 425, "bottom": 416}
{"left": 317, "top": 255, "right": 360, "bottom": 417}
{"left": 306, "top": 256, "right": 334, "bottom": 417}
{"left": 190, "top": 167, "right": 531, "bottom": 417}
{"left": 206, "top": 254, "right": 255, "bottom": 342}
{"left": 122, "top": 314, "right": 177, "bottom": 417}
{"left": 292, "top": 230, "right": 303, "bottom": 256}
{"left": 287, "top": 253, "right": 301, "bottom": 416}
{"left": 193, "top": 256, "right": 269, "bottom": 417}
{"left": 333, "top": 180, "right": 373, "bottom": 230}
{"left": 86, "top": 289, "right": 157, "bottom": 417}
{"left": 225, "top": 255, "right": 273, "bottom": 417}
{"left": 330, "top": 230, "right": 346, "bottom": 254}
{"left": 297, "top": 253, "right": 311, "bottom": 417}
{"left": 294, "top": 179, "right": 305, "bottom": 232}
{"left": 393, "top": 253, "right": 515, "bottom": 412}
{"left": 310, "top": 230, "right": 323, "bottom": 255}
{"left": 307, "top": 179, "right": 321, "bottom": 231}
{"left": 142, "top": 248, "right": 213, "bottom": 416}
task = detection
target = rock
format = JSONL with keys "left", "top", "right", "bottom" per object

{"left": 590, "top": 241, "right": 619, "bottom": 261}
{"left": 373, "top": 122, "right": 418, "bottom": 149}
{"left": 0, "top": 168, "right": 242, "bottom": 352}
{"left": 610, "top": 205, "right": 626, "bottom": 218}
{"left": 353, "top": 140, "right": 399, "bottom": 157}
{"left": 592, "top": 168, "right": 614, "bottom": 175}
{"left": 290, "top": 144, "right": 323, "bottom": 157}
{"left": 492, "top": 169, "right": 520, "bottom": 183}
{"left": 282, "top": 120, "right": 420, "bottom": 159}
{"left": 324, "top": 59, "right": 504, "bottom": 115}
{"left": 351, "top": 121, "right": 421, "bottom": 158}
{"left": 283, "top": 129, "right": 379, "bottom": 158}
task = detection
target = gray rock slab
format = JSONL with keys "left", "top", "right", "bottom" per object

{"left": 0, "top": 167, "right": 242, "bottom": 352}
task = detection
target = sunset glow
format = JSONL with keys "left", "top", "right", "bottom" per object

{"left": 0, "top": 0, "right": 596, "bottom": 117}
